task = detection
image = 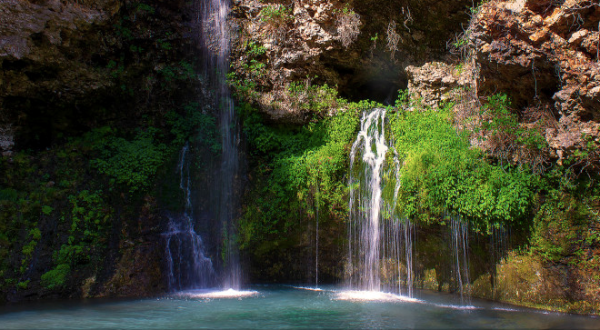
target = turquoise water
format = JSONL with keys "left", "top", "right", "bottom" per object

{"left": 0, "top": 286, "right": 598, "bottom": 329}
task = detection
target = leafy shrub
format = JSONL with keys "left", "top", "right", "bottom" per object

{"left": 286, "top": 82, "right": 339, "bottom": 115}
{"left": 476, "top": 94, "right": 548, "bottom": 171}
{"left": 41, "top": 264, "right": 70, "bottom": 289}
{"left": 17, "top": 280, "right": 29, "bottom": 290}
{"left": 91, "top": 128, "right": 167, "bottom": 192}
{"left": 390, "top": 95, "right": 536, "bottom": 232}
{"left": 259, "top": 5, "right": 292, "bottom": 24}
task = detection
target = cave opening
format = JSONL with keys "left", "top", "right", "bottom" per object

{"left": 337, "top": 67, "right": 407, "bottom": 105}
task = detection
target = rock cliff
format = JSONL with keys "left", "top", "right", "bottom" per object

{"left": 403, "top": 0, "right": 600, "bottom": 314}
{"left": 229, "top": 0, "right": 474, "bottom": 123}
{"left": 0, "top": 0, "right": 205, "bottom": 302}
{"left": 471, "top": 0, "right": 600, "bottom": 163}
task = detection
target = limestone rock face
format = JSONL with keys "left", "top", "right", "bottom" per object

{"left": 470, "top": 0, "right": 600, "bottom": 160}
{"left": 0, "top": 0, "right": 120, "bottom": 150}
{"left": 405, "top": 62, "right": 472, "bottom": 108}
{"left": 230, "top": 0, "right": 474, "bottom": 123}
{"left": 0, "top": 0, "right": 120, "bottom": 96}
{"left": 0, "top": 0, "right": 196, "bottom": 150}
{"left": 405, "top": 0, "right": 600, "bottom": 163}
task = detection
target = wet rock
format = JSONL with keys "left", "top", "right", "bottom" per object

{"left": 0, "top": 124, "right": 14, "bottom": 155}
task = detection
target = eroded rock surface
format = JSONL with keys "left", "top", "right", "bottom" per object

{"left": 230, "top": 0, "right": 474, "bottom": 123}
{"left": 471, "top": 0, "right": 600, "bottom": 159}
{"left": 405, "top": 62, "right": 472, "bottom": 108}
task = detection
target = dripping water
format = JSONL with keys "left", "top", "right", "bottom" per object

{"left": 450, "top": 215, "right": 470, "bottom": 304}
{"left": 315, "top": 182, "right": 320, "bottom": 288}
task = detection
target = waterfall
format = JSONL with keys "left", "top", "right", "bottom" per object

{"left": 348, "top": 108, "right": 414, "bottom": 296}
{"left": 199, "top": 0, "right": 241, "bottom": 289}
{"left": 164, "top": 144, "right": 216, "bottom": 291}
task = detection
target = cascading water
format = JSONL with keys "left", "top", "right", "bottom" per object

{"left": 199, "top": 0, "right": 241, "bottom": 289}
{"left": 164, "top": 144, "right": 216, "bottom": 291}
{"left": 348, "top": 108, "right": 414, "bottom": 296}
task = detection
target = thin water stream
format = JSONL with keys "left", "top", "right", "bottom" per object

{"left": 0, "top": 286, "right": 598, "bottom": 329}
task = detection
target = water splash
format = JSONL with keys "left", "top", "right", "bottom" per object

{"left": 164, "top": 144, "right": 216, "bottom": 291}
{"left": 334, "top": 290, "right": 421, "bottom": 303}
{"left": 174, "top": 288, "right": 259, "bottom": 299}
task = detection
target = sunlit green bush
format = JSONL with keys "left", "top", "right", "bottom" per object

{"left": 390, "top": 96, "right": 536, "bottom": 232}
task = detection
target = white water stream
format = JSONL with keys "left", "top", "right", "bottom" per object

{"left": 348, "top": 108, "right": 414, "bottom": 296}
{"left": 163, "top": 144, "right": 216, "bottom": 291}
{"left": 199, "top": 0, "right": 241, "bottom": 290}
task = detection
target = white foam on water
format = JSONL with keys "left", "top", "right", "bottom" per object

{"left": 431, "top": 303, "right": 481, "bottom": 310}
{"left": 174, "top": 288, "right": 259, "bottom": 299}
{"left": 292, "top": 286, "right": 326, "bottom": 292}
{"left": 492, "top": 307, "right": 520, "bottom": 312}
{"left": 333, "top": 290, "right": 421, "bottom": 303}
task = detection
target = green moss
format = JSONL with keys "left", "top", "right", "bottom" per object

{"left": 16, "top": 280, "right": 29, "bottom": 290}
{"left": 41, "top": 264, "right": 70, "bottom": 290}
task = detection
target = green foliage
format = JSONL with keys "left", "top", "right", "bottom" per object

{"left": 287, "top": 82, "right": 339, "bottom": 114}
{"left": 47, "top": 189, "right": 111, "bottom": 276}
{"left": 41, "top": 264, "right": 70, "bottom": 290}
{"left": 42, "top": 205, "right": 53, "bottom": 215}
{"left": 136, "top": 3, "right": 155, "bottom": 14}
{"left": 166, "top": 102, "right": 221, "bottom": 152}
{"left": 563, "top": 133, "right": 600, "bottom": 169}
{"left": 477, "top": 94, "right": 547, "bottom": 155}
{"left": 156, "top": 39, "right": 172, "bottom": 50}
{"left": 259, "top": 5, "right": 292, "bottom": 24}
{"left": 390, "top": 94, "right": 536, "bottom": 232}
{"left": 91, "top": 128, "right": 167, "bottom": 192}
{"left": 451, "top": 32, "right": 470, "bottom": 49}
{"left": 529, "top": 168, "right": 600, "bottom": 264}
{"left": 20, "top": 226, "right": 43, "bottom": 273}
{"left": 333, "top": 4, "right": 357, "bottom": 15}
{"left": 114, "top": 22, "right": 134, "bottom": 41}
{"left": 246, "top": 41, "right": 266, "bottom": 57}
{"left": 17, "top": 280, "right": 29, "bottom": 290}
{"left": 158, "top": 61, "right": 196, "bottom": 82}
{"left": 0, "top": 188, "right": 18, "bottom": 202}
{"left": 228, "top": 41, "right": 267, "bottom": 100}
{"left": 238, "top": 100, "right": 370, "bottom": 249}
